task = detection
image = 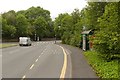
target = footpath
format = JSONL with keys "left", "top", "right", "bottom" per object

{"left": 58, "top": 43, "right": 99, "bottom": 79}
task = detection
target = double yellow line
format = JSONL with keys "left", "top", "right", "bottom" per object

{"left": 59, "top": 46, "right": 68, "bottom": 80}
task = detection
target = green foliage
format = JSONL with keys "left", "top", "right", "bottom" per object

{"left": 2, "top": 6, "right": 54, "bottom": 40}
{"left": 24, "top": 6, "right": 54, "bottom": 38}
{"left": 25, "top": 6, "right": 51, "bottom": 25}
{"left": 0, "top": 15, "right": 2, "bottom": 39}
{"left": 16, "top": 14, "right": 29, "bottom": 37}
{"left": 54, "top": 9, "right": 83, "bottom": 46}
{"left": 2, "top": 25, "right": 16, "bottom": 38}
{"left": 70, "top": 33, "right": 82, "bottom": 47}
{"left": 2, "top": 10, "right": 16, "bottom": 26}
{"left": 93, "top": 2, "right": 120, "bottom": 59}
{"left": 54, "top": 13, "right": 72, "bottom": 38}
{"left": 84, "top": 51, "right": 119, "bottom": 78}
{"left": 81, "top": 2, "right": 107, "bottom": 30}
{"left": 34, "top": 16, "right": 47, "bottom": 38}
{"left": 2, "top": 11, "right": 17, "bottom": 39}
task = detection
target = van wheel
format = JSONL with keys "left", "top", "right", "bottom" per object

{"left": 19, "top": 44, "right": 22, "bottom": 46}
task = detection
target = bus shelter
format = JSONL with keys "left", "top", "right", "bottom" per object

{"left": 81, "top": 30, "right": 94, "bottom": 51}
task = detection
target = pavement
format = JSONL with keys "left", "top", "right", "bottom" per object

{"left": 58, "top": 43, "right": 98, "bottom": 78}
{"left": 1, "top": 41, "right": 98, "bottom": 79}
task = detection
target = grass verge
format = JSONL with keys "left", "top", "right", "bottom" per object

{"left": 0, "top": 44, "right": 18, "bottom": 48}
{"left": 84, "top": 51, "right": 119, "bottom": 78}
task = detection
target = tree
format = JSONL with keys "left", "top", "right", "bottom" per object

{"left": 70, "top": 9, "right": 83, "bottom": 46}
{"left": 34, "top": 16, "right": 47, "bottom": 39}
{"left": 61, "top": 14, "right": 73, "bottom": 44}
{"left": 2, "top": 10, "right": 16, "bottom": 26}
{"left": 24, "top": 6, "right": 54, "bottom": 38}
{"left": 93, "top": 2, "right": 120, "bottom": 59}
{"left": 2, "top": 18, "right": 16, "bottom": 39}
{"left": 0, "top": 15, "right": 2, "bottom": 39}
{"left": 16, "top": 14, "right": 29, "bottom": 37}
{"left": 2, "top": 6, "right": 54, "bottom": 40}
{"left": 54, "top": 13, "right": 70, "bottom": 38}
{"left": 54, "top": 9, "right": 83, "bottom": 46}
{"left": 81, "top": 2, "right": 107, "bottom": 30}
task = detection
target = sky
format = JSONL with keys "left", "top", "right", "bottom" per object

{"left": 0, "top": 0, "right": 87, "bottom": 20}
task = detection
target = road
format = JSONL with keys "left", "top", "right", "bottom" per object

{"left": 0, "top": 48, "right": 2, "bottom": 79}
{"left": 2, "top": 41, "right": 98, "bottom": 79}
{"left": 2, "top": 41, "right": 69, "bottom": 79}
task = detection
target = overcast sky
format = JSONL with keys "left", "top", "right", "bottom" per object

{"left": 0, "top": 0, "right": 87, "bottom": 20}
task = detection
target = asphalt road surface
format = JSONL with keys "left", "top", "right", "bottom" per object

{"left": 2, "top": 41, "right": 98, "bottom": 79}
{"left": 0, "top": 48, "right": 2, "bottom": 79}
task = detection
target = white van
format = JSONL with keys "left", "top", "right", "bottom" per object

{"left": 19, "top": 37, "right": 32, "bottom": 46}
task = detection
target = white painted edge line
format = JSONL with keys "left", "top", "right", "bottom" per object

{"left": 29, "top": 64, "right": 34, "bottom": 70}
{"left": 21, "top": 75, "right": 26, "bottom": 80}
{"left": 35, "top": 59, "right": 39, "bottom": 62}
{"left": 59, "top": 45, "right": 67, "bottom": 79}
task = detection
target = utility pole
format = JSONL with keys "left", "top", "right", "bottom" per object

{"left": 35, "top": 33, "right": 36, "bottom": 41}
{"left": 55, "top": 34, "right": 56, "bottom": 44}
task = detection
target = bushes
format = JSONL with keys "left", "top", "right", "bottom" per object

{"left": 93, "top": 2, "right": 120, "bottom": 59}
{"left": 54, "top": 2, "right": 120, "bottom": 60}
{"left": 84, "top": 51, "right": 119, "bottom": 78}
{"left": 70, "top": 33, "right": 82, "bottom": 47}
{"left": 54, "top": 9, "right": 82, "bottom": 46}
{"left": 61, "top": 31, "right": 71, "bottom": 44}
{"left": 93, "top": 30, "right": 120, "bottom": 58}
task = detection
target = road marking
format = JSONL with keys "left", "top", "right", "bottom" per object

{"left": 39, "top": 55, "right": 41, "bottom": 57}
{"left": 35, "top": 59, "right": 38, "bottom": 62}
{"left": 59, "top": 45, "right": 67, "bottom": 79}
{"left": 21, "top": 75, "right": 26, "bottom": 80}
{"left": 65, "top": 50, "right": 70, "bottom": 55}
{"left": 29, "top": 64, "right": 34, "bottom": 70}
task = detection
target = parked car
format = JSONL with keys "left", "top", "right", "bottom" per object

{"left": 19, "top": 37, "right": 32, "bottom": 46}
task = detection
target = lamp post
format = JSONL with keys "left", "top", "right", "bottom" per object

{"left": 55, "top": 34, "right": 56, "bottom": 44}
{"left": 58, "top": 26, "right": 61, "bottom": 38}
{"left": 55, "top": 26, "right": 61, "bottom": 44}
{"left": 35, "top": 33, "right": 36, "bottom": 41}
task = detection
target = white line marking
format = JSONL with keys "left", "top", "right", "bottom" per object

{"left": 65, "top": 50, "right": 69, "bottom": 55}
{"left": 39, "top": 55, "right": 41, "bottom": 57}
{"left": 30, "top": 64, "right": 34, "bottom": 69}
{"left": 35, "top": 59, "right": 38, "bottom": 62}
{"left": 22, "top": 75, "right": 26, "bottom": 80}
